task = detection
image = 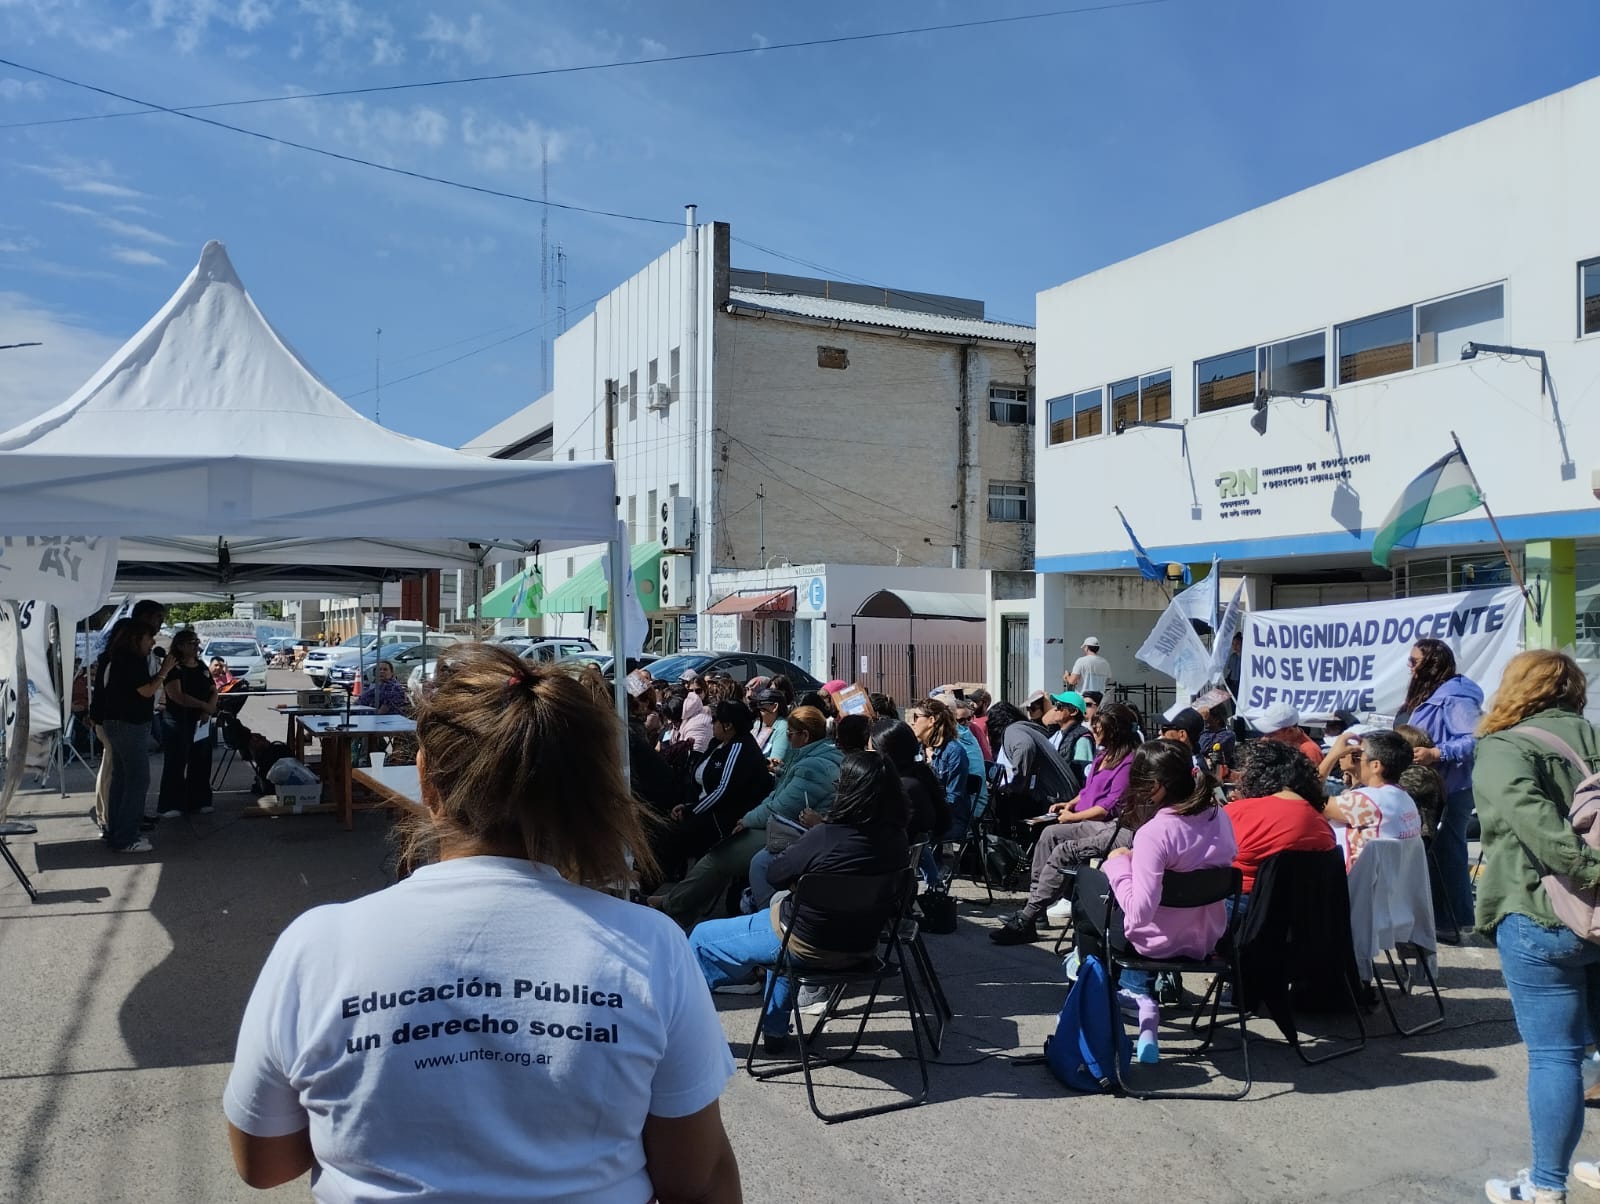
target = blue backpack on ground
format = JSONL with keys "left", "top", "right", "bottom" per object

{"left": 1043, "top": 954, "right": 1130, "bottom": 1092}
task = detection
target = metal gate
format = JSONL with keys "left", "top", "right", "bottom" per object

{"left": 1000, "top": 615, "right": 1028, "bottom": 704}
{"left": 829, "top": 642, "right": 986, "bottom": 709}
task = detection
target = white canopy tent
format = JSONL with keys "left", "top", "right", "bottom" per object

{"left": 0, "top": 241, "right": 616, "bottom": 585}
{"left": 0, "top": 242, "right": 631, "bottom": 838}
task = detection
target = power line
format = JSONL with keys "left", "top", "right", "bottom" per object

{"left": 0, "top": 1, "right": 1175, "bottom": 132}
{"left": 0, "top": 55, "right": 683, "bottom": 228}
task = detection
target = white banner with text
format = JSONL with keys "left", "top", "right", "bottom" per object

{"left": 1238, "top": 586, "right": 1524, "bottom": 721}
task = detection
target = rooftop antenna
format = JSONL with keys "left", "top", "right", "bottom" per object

{"left": 539, "top": 136, "right": 550, "bottom": 395}
{"left": 374, "top": 327, "right": 382, "bottom": 426}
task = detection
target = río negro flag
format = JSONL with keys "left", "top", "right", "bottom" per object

{"left": 1371, "top": 448, "right": 1484, "bottom": 568}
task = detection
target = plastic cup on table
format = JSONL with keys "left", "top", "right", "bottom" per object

{"left": 369, "top": 752, "right": 386, "bottom": 770}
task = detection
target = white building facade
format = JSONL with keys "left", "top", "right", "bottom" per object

{"left": 1028, "top": 78, "right": 1600, "bottom": 702}
{"left": 470, "top": 216, "right": 1036, "bottom": 681}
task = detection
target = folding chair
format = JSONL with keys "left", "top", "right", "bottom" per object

{"left": 1236, "top": 849, "right": 1368, "bottom": 1065}
{"left": 746, "top": 868, "right": 929, "bottom": 1123}
{"left": 1088, "top": 866, "right": 1251, "bottom": 1101}
{"left": 896, "top": 845, "right": 952, "bottom": 1053}
{"left": 0, "top": 821, "right": 39, "bottom": 902}
{"left": 212, "top": 714, "right": 252, "bottom": 790}
{"left": 940, "top": 763, "right": 1008, "bottom": 902}
{"left": 1348, "top": 839, "right": 1444, "bottom": 1037}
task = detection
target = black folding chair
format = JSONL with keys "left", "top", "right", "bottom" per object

{"left": 940, "top": 763, "right": 1009, "bottom": 902}
{"left": 1236, "top": 849, "right": 1368, "bottom": 1065}
{"left": 895, "top": 845, "right": 952, "bottom": 1053}
{"left": 0, "top": 821, "right": 39, "bottom": 902}
{"left": 746, "top": 868, "right": 929, "bottom": 1123}
{"left": 212, "top": 714, "right": 252, "bottom": 790}
{"left": 1088, "top": 865, "right": 1251, "bottom": 1101}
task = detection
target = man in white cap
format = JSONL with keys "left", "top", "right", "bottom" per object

{"left": 1254, "top": 701, "right": 1324, "bottom": 766}
{"left": 1064, "top": 637, "right": 1110, "bottom": 695}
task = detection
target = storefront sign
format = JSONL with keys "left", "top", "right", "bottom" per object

{"left": 807, "top": 576, "right": 825, "bottom": 612}
{"left": 1214, "top": 455, "right": 1373, "bottom": 522}
{"left": 675, "top": 613, "right": 698, "bottom": 651}
{"left": 1239, "top": 586, "right": 1524, "bottom": 720}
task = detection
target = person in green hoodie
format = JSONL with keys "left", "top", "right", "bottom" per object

{"left": 653, "top": 705, "right": 841, "bottom": 927}
{"left": 1476, "top": 651, "right": 1600, "bottom": 1204}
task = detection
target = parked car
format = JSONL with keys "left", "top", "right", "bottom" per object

{"left": 554, "top": 652, "right": 660, "bottom": 677}
{"left": 331, "top": 642, "right": 437, "bottom": 694}
{"left": 503, "top": 638, "right": 603, "bottom": 664}
{"left": 641, "top": 652, "right": 821, "bottom": 691}
{"left": 302, "top": 634, "right": 373, "bottom": 685}
{"left": 200, "top": 638, "right": 268, "bottom": 689}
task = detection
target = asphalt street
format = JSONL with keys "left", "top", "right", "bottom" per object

{"left": 0, "top": 676, "right": 1588, "bottom": 1203}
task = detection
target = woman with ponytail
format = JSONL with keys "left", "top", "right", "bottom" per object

{"left": 1073, "top": 739, "right": 1236, "bottom": 1065}
{"left": 225, "top": 643, "right": 740, "bottom": 1203}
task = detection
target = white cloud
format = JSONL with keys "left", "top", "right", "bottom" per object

{"left": 22, "top": 160, "right": 146, "bottom": 200}
{"left": 639, "top": 37, "right": 667, "bottom": 56}
{"left": 45, "top": 201, "right": 176, "bottom": 245}
{"left": 235, "top": 0, "right": 273, "bottom": 32}
{"left": 418, "top": 12, "right": 490, "bottom": 61}
{"left": 460, "top": 112, "right": 565, "bottom": 174}
{"left": 334, "top": 101, "right": 450, "bottom": 154}
{"left": 0, "top": 235, "right": 39, "bottom": 254}
{"left": 108, "top": 246, "right": 168, "bottom": 267}
{"left": 0, "top": 292, "right": 123, "bottom": 431}
{"left": 0, "top": 78, "right": 45, "bottom": 101}
{"left": 369, "top": 33, "right": 402, "bottom": 66}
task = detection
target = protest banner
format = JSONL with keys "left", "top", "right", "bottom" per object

{"left": 1135, "top": 594, "right": 1213, "bottom": 703}
{"left": 1238, "top": 586, "right": 1524, "bottom": 721}
{"left": 21, "top": 601, "right": 62, "bottom": 737}
{"left": 0, "top": 537, "right": 118, "bottom": 619}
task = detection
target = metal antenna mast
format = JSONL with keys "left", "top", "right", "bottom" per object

{"left": 374, "top": 327, "right": 382, "bottom": 426}
{"left": 539, "top": 136, "right": 550, "bottom": 395}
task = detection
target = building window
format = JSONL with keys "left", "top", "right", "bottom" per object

{"left": 627, "top": 369, "right": 639, "bottom": 421}
{"left": 647, "top": 489, "right": 658, "bottom": 540}
{"left": 627, "top": 495, "right": 637, "bottom": 545}
{"left": 670, "top": 346, "right": 681, "bottom": 393}
{"left": 987, "top": 481, "right": 1031, "bottom": 523}
{"left": 1583, "top": 260, "right": 1600, "bottom": 337}
{"left": 988, "top": 384, "right": 1030, "bottom": 424}
{"left": 1258, "top": 332, "right": 1325, "bottom": 395}
{"left": 567, "top": 448, "right": 575, "bottom": 461}
{"left": 1047, "top": 388, "right": 1102, "bottom": 444}
{"left": 669, "top": 482, "right": 679, "bottom": 498}
{"left": 1416, "top": 284, "right": 1504, "bottom": 366}
{"left": 1337, "top": 306, "right": 1413, "bottom": 384}
{"left": 1110, "top": 371, "right": 1171, "bottom": 429}
{"left": 1196, "top": 347, "right": 1256, "bottom": 413}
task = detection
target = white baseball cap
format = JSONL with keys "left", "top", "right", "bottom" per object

{"left": 1083, "top": 636, "right": 1100, "bottom": 649}
{"left": 1254, "top": 701, "right": 1301, "bottom": 735}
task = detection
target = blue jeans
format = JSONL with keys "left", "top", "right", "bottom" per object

{"left": 748, "top": 848, "right": 778, "bottom": 910}
{"left": 1432, "top": 787, "right": 1476, "bottom": 932}
{"left": 1495, "top": 912, "right": 1600, "bottom": 1190}
{"left": 689, "top": 912, "right": 795, "bottom": 1037}
{"left": 101, "top": 719, "right": 152, "bottom": 849}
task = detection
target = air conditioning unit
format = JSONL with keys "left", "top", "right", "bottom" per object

{"left": 659, "top": 495, "right": 694, "bottom": 551}
{"left": 659, "top": 554, "right": 692, "bottom": 610}
{"left": 646, "top": 381, "right": 673, "bottom": 411}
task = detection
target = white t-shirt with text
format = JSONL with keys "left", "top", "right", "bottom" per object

{"left": 1069, "top": 653, "right": 1110, "bottom": 694}
{"left": 224, "top": 856, "right": 734, "bottom": 1203}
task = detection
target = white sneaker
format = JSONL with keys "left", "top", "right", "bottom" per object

{"left": 199, "top": 805, "right": 215, "bottom": 814}
{"left": 1573, "top": 1162, "right": 1600, "bottom": 1190}
{"left": 1046, "top": 898, "right": 1073, "bottom": 924}
{"left": 113, "top": 838, "right": 153, "bottom": 854}
{"left": 1484, "top": 1168, "right": 1565, "bottom": 1203}
{"left": 159, "top": 809, "right": 182, "bottom": 819}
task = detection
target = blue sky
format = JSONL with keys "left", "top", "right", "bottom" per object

{"left": 2, "top": 0, "right": 1598, "bottom": 445}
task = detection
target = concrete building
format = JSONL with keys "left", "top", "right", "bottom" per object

{"left": 1026, "top": 77, "right": 1600, "bottom": 711}
{"left": 466, "top": 215, "right": 1036, "bottom": 682}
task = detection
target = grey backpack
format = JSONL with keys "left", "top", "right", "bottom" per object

{"left": 1516, "top": 726, "right": 1600, "bottom": 942}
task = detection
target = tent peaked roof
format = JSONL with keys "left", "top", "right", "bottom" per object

{"left": 0, "top": 241, "right": 615, "bottom": 577}
{"left": 2, "top": 240, "right": 463, "bottom": 465}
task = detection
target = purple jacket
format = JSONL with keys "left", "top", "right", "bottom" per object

{"left": 1073, "top": 753, "right": 1132, "bottom": 816}
{"left": 1410, "top": 675, "right": 1483, "bottom": 796}
{"left": 1104, "top": 805, "right": 1237, "bottom": 961}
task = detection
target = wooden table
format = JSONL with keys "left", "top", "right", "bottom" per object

{"left": 297, "top": 714, "right": 417, "bottom": 829}
{"left": 351, "top": 764, "right": 423, "bottom": 813}
{"left": 277, "top": 704, "right": 375, "bottom": 763}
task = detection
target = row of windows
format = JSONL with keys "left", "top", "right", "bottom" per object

{"left": 1048, "top": 260, "right": 1600, "bottom": 447}
{"left": 611, "top": 347, "right": 683, "bottom": 423}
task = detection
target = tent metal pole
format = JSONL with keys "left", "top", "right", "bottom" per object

{"left": 607, "top": 534, "right": 631, "bottom": 782}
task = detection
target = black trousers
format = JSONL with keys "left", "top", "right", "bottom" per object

{"left": 158, "top": 721, "right": 214, "bottom": 814}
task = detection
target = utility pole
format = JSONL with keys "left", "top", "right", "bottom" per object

{"left": 758, "top": 483, "right": 765, "bottom": 579}
{"left": 539, "top": 137, "right": 550, "bottom": 395}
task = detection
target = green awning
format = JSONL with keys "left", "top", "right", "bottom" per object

{"left": 476, "top": 563, "right": 547, "bottom": 619}
{"left": 541, "top": 542, "right": 664, "bottom": 614}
